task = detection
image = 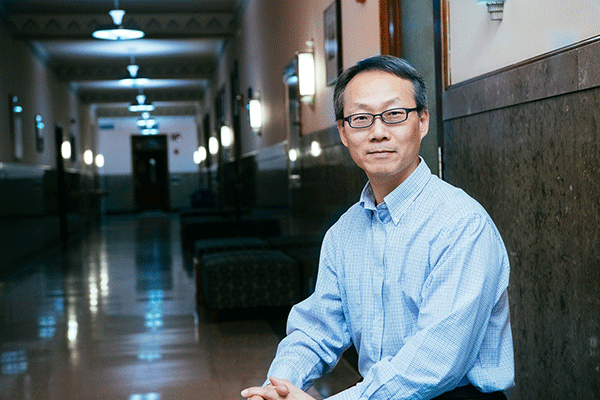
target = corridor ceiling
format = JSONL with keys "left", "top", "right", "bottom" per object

{"left": 0, "top": 0, "right": 245, "bottom": 114}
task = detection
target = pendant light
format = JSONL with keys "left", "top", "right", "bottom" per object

{"left": 92, "top": 0, "right": 145, "bottom": 40}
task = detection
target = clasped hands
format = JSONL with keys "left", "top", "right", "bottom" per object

{"left": 241, "top": 376, "right": 316, "bottom": 400}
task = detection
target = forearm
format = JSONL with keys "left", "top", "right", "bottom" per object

{"left": 266, "top": 298, "right": 352, "bottom": 391}
{"left": 266, "top": 330, "right": 329, "bottom": 390}
{"left": 266, "top": 232, "right": 352, "bottom": 391}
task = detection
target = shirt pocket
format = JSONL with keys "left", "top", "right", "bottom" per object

{"left": 339, "top": 277, "right": 363, "bottom": 338}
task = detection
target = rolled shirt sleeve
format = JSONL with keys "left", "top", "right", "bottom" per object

{"left": 267, "top": 230, "right": 353, "bottom": 391}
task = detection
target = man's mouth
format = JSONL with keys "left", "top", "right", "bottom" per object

{"left": 367, "top": 149, "right": 395, "bottom": 155}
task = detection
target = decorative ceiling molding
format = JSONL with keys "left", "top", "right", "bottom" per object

{"left": 8, "top": 12, "right": 236, "bottom": 38}
{"left": 54, "top": 62, "right": 215, "bottom": 81}
{"left": 96, "top": 104, "right": 199, "bottom": 118}
{"left": 78, "top": 87, "right": 206, "bottom": 104}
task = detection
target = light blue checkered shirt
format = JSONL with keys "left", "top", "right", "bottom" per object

{"left": 267, "top": 160, "right": 514, "bottom": 399}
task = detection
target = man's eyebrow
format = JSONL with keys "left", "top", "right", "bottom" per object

{"left": 349, "top": 97, "right": 404, "bottom": 111}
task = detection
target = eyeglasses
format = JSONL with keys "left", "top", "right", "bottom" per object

{"left": 342, "top": 107, "right": 420, "bottom": 129}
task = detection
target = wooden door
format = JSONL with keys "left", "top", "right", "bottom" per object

{"left": 132, "top": 135, "right": 170, "bottom": 212}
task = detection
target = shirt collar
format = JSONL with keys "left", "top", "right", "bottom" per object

{"left": 359, "top": 158, "right": 432, "bottom": 225}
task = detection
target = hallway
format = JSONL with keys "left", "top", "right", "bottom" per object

{"left": 0, "top": 214, "right": 358, "bottom": 400}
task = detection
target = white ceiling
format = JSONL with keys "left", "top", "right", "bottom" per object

{"left": 34, "top": 38, "right": 224, "bottom": 63}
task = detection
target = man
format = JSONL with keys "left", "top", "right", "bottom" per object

{"left": 242, "top": 56, "right": 514, "bottom": 400}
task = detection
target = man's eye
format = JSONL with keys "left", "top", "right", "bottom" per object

{"left": 353, "top": 115, "right": 369, "bottom": 121}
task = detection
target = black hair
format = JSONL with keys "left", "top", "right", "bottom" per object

{"left": 333, "top": 55, "right": 427, "bottom": 121}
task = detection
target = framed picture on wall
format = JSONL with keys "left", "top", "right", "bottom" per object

{"left": 9, "top": 95, "right": 24, "bottom": 160}
{"left": 324, "top": 0, "right": 342, "bottom": 86}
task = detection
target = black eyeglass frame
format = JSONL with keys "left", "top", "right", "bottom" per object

{"left": 342, "top": 107, "right": 421, "bottom": 129}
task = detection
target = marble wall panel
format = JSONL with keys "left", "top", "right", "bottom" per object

{"left": 577, "top": 39, "right": 600, "bottom": 90}
{"left": 443, "top": 87, "right": 600, "bottom": 400}
{"left": 443, "top": 39, "right": 600, "bottom": 121}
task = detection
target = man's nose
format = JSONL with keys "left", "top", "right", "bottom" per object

{"left": 369, "top": 117, "right": 389, "bottom": 141}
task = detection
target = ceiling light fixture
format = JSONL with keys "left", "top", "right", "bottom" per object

{"left": 136, "top": 118, "right": 156, "bottom": 128}
{"left": 129, "top": 104, "right": 155, "bottom": 112}
{"left": 141, "top": 128, "right": 159, "bottom": 135}
{"left": 127, "top": 64, "right": 139, "bottom": 77}
{"left": 119, "top": 77, "right": 150, "bottom": 87}
{"left": 127, "top": 54, "right": 139, "bottom": 77}
{"left": 129, "top": 90, "right": 155, "bottom": 112}
{"left": 92, "top": 0, "right": 145, "bottom": 41}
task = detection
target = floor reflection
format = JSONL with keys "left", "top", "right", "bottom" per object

{"left": 0, "top": 212, "right": 360, "bottom": 400}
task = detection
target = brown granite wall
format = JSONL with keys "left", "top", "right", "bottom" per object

{"left": 443, "top": 40, "right": 600, "bottom": 400}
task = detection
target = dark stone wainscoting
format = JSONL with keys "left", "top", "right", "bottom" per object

{"left": 443, "top": 39, "right": 600, "bottom": 400}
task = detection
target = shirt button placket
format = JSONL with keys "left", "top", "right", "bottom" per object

{"left": 371, "top": 208, "right": 387, "bottom": 359}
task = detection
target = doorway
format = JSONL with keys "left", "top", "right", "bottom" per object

{"left": 132, "top": 135, "right": 170, "bottom": 212}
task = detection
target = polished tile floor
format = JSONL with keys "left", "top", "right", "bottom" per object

{"left": 0, "top": 213, "right": 360, "bottom": 400}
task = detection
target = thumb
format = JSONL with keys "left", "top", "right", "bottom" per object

{"left": 269, "top": 376, "right": 291, "bottom": 396}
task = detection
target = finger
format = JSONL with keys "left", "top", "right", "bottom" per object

{"left": 268, "top": 376, "right": 291, "bottom": 396}
{"left": 241, "top": 386, "right": 277, "bottom": 400}
{"left": 269, "top": 376, "right": 290, "bottom": 387}
{"left": 269, "top": 376, "right": 294, "bottom": 389}
{"left": 274, "top": 385, "right": 290, "bottom": 397}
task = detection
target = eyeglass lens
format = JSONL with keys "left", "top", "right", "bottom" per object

{"left": 347, "top": 108, "right": 409, "bottom": 128}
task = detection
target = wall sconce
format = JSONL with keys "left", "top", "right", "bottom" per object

{"left": 208, "top": 136, "right": 219, "bottom": 155}
{"left": 310, "top": 140, "right": 322, "bottom": 157}
{"left": 84, "top": 149, "right": 94, "bottom": 165}
{"left": 61, "top": 140, "right": 72, "bottom": 160}
{"left": 288, "top": 148, "right": 298, "bottom": 162}
{"left": 193, "top": 146, "right": 207, "bottom": 164}
{"left": 297, "top": 40, "right": 316, "bottom": 105}
{"left": 220, "top": 125, "right": 233, "bottom": 147}
{"left": 479, "top": 0, "right": 505, "bottom": 21}
{"left": 247, "top": 88, "right": 263, "bottom": 134}
{"left": 95, "top": 154, "right": 105, "bottom": 168}
{"left": 193, "top": 150, "right": 201, "bottom": 165}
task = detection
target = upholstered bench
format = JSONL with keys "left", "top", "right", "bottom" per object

{"left": 201, "top": 249, "right": 301, "bottom": 312}
{"left": 193, "top": 237, "right": 271, "bottom": 305}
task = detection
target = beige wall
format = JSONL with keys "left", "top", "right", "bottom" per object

{"left": 341, "top": 0, "right": 381, "bottom": 68}
{"left": 447, "top": 0, "right": 600, "bottom": 84}
{"left": 210, "top": 0, "right": 381, "bottom": 157}
{"left": 0, "top": 23, "right": 84, "bottom": 169}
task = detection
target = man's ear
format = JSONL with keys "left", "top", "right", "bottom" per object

{"left": 337, "top": 120, "right": 349, "bottom": 147}
{"left": 418, "top": 109, "right": 430, "bottom": 140}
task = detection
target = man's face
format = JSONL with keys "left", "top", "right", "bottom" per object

{"left": 337, "top": 70, "right": 429, "bottom": 188}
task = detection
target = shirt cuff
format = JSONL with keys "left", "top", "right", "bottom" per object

{"left": 267, "top": 362, "right": 305, "bottom": 389}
